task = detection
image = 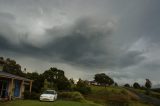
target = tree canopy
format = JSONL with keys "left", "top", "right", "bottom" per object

{"left": 42, "top": 67, "right": 71, "bottom": 90}
{"left": 94, "top": 73, "right": 114, "bottom": 86}
{"left": 133, "top": 82, "right": 141, "bottom": 89}
{"left": 145, "top": 79, "right": 152, "bottom": 89}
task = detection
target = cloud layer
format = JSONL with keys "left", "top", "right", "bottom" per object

{"left": 0, "top": 0, "right": 160, "bottom": 85}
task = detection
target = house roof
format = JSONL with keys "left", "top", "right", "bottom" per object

{"left": 0, "top": 71, "right": 31, "bottom": 81}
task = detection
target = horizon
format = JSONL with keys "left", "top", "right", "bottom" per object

{"left": 0, "top": 0, "right": 160, "bottom": 86}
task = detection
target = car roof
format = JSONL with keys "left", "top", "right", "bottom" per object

{"left": 46, "top": 90, "right": 56, "bottom": 91}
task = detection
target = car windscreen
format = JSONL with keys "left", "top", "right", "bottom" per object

{"left": 43, "top": 91, "right": 56, "bottom": 94}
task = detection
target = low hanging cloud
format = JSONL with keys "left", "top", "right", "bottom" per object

{"left": 1, "top": 0, "right": 160, "bottom": 85}
{"left": 0, "top": 17, "right": 146, "bottom": 70}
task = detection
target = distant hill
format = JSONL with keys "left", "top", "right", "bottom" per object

{"left": 152, "top": 87, "right": 160, "bottom": 93}
{"left": 153, "top": 84, "right": 160, "bottom": 89}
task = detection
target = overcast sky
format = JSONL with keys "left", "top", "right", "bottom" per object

{"left": 0, "top": 0, "right": 160, "bottom": 86}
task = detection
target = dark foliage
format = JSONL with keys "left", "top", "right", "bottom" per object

{"left": 0, "top": 57, "right": 25, "bottom": 77}
{"left": 58, "top": 91, "right": 85, "bottom": 102}
{"left": 42, "top": 67, "right": 71, "bottom": 91}
{"left": 23, "top": 91, "right": 40, "bottom": 100}
{"left": 25, "top": 72, "right": 44, "bottom": 93}
{"left": 133, "top": 82, "right": 141, "bottom": 89}
{"left": 145, "top": 79, "right": 152, "bottom": 89}
{"left": 124, "top": 84, "right": 130, "bottom": 88}
{"left": 94, "top": 73, "right": 114, "bottom": 86}
{"left": 75, "top": 79, "right": 91, "bottom": 94}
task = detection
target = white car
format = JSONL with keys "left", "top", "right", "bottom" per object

{"left": 40, "top": 90, "right": 57, "bottom": 101}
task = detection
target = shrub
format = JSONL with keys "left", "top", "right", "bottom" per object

{"left": 23, "top": 91, "right": 40, "bottom": 100}
{"left": 133, "top": 82, "right": 141, "bottom": 89}
{"left": 75, "top": 79, "right": 91, "bottom": 94}
{"left": 75, "top": 86, "right": 91, "bottom": 95}
{"left": 58, "top": 91, "right": 85, "bottom": 102}
{"left": 124, "top": 84, "right": 130, "bottom": 88}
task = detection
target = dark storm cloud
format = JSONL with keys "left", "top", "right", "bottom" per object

{"left": 0, "top": 17, "right": 146, "bottom": 69}
{"left": 116, "top": 51, "right": 145, "bottom": 68}
{"left": 0, "top": 12, "right": 15, "bottom": 21}
{"left": 135, "top": 0, "right": 160, "bottom": 44}
{"left": 0, "top": 34, "right": 10, "bottom": 50}
{"left": 1, "top": 0, "right": 160, "bottom": 84}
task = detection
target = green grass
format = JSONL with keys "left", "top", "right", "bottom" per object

{"left": 85, "top": 86, "right": 136, "bottom": 104}
{"left": 0, "top": 100, "right": 101, "bottom": 106}
{"left": 0, "top": 100, "right": 151, "bottom": 106}
{"left": 129, "top": 102, "right": 153, "bottom": 106}
{"left": 84, "top": 86, "right": 152, "bottom": 106}
{"left": 131, "top": 88, "right": 160, "bottom": 99}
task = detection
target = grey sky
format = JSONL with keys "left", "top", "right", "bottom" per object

{"left": 0, "top": 0, "right": 160, "bottom": 86}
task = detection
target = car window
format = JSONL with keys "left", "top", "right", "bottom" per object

{"left": 43, "top": 90, "right": 56, "bottom": 94}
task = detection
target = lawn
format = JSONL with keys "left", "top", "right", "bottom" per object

{"left": 0, "top": 100, "right": 101, "bottom": 106}
{"left": 0, "top": 86, "right": 154, "bottom": 106}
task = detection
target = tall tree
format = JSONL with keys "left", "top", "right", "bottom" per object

{"left": 145, "top": 79, "right": 152, "bottom": 89}
{"left": 26, "top": 72, "right": 44, "bottom": 93}
{"left": 42, "top": 67, "right": 71, "bottom": 90}
{"left": 94, "top": 73, "right": 114, "bottom": 86}
{"left": 75, "top": 79, "right": 91, "bottom": 94}
{"left": 1, "top": 57, "right": 24, "bottom": 76}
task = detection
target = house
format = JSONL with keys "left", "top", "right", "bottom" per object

{"left": 0, "top": 69, "right": 33, "bottom": 100}
{"left": 88, "top": 81, "right": 99, "bottom": 86}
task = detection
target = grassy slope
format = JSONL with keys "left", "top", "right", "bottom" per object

{"left": 84, "top": 86, "right": 152, "bottom": 106}
{"left": 0, "top": 100, "right": 101, "bottom": 106}
{"left": 130, "top": 88, "right": 160, "bottom": 100}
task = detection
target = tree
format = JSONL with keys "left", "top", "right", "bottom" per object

{"left": 133, "top": 82, "right": 141, "bottom": 89}
{"left": 43, "top": 79, "right": 49, "bottom": 90}
{"left": 26, "top": 72, "right": 44, "bottom": 93}
{"left": 145, "top": 79, "right": 152, "bottom": 95}
{"left": 0, "top": 57, "right": 4, "bottom": 64}
{"left": 69, "top": 78, "right": 75, "bottom": 90}
{"left": 124, "top": 84, "right": 130, "bottom": 88}
{"left": 145, "top": 79, "right": 152, "bottom": 89}
{"left": 2, "top": 58, "right": 25, "bottom": 77}
{"left": 94, "top": 73, "right": 114, "bottom": 86}
{"left": 42, "top": 67, "right": 71, "bottom": 90}
{"left": 114, "top": 82, "right": 118, "bottom": 87}
{"left": 75, "top": 79, "right": 91, "bottom": 94}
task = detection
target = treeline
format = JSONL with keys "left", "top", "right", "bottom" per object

{"left": 0, "top": 57, "right": 117, "bottom": 94}
{"left": 0, "top": 57, "right": 92, "bottom": 94}
{"left": 124, "top": 79, "right": 152, "bottom": 90}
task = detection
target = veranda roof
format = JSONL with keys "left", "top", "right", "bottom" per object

{"left": 0, "top": 71, "right": 31, "bottom": 81}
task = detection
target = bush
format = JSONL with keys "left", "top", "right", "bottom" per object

{"left": 75, "top": 79, "right": 91, "bottom": 94}
{"left": 75, "top": 86, "right": 91, "bottom": 95}
{"left": 124, "top": 84, "right": 130, "bottom": 88}
{"left": 133, "top": 82, "right": 141, "bottom": 89}
{"left": 58, "top": 91, "right": 85, "bottom": 102}
{"left": 23, "top": 91, "right": 40, "bottom": 100}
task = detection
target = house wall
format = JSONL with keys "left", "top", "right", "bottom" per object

{"left": 7, "top": 79, "right": 25, "bottom": 99}
{"left": 0, "top": 74, "right": 32, "bottom": 100}
{"left": 7, "top": 79, "right": 13, "bottom": 98}
{"left": 0, "top": 78, "right": 9, "bottom": 98}
{"left": 20, "top": 81, "right": 25, "bottom": 98}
